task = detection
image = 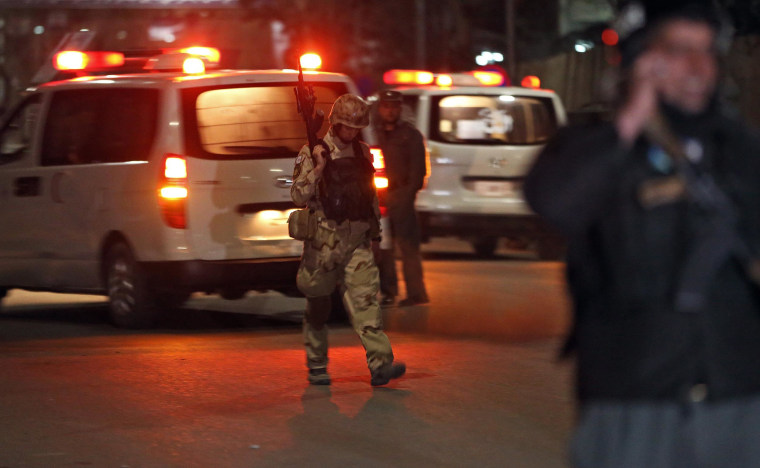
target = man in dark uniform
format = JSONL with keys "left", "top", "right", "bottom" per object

{"left": 374, "top": 90, "right": 430, "bottom": 308}
{"left": 524, "top": 2, "right": 760, "bottom": 466}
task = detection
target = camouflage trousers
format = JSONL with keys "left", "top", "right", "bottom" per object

{"left": 296, "top": 226, "right": 394, "bottom": 373}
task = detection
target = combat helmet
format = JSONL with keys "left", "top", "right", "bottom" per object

{"left": 329, "top": 94, "right": 370, "bottom": 129}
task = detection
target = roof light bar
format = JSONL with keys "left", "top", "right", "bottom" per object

{"left": 53, "top": 50, "right": 125, "bottom": 71}
{"left": 383, "top": 69, "right": 434, "bottom": 85}
{"left": 178, "top": 46, "right": 220, "bottom": 64}
{"left": 435, "top": 74, "right": 454, "bottom": 87}
{"left": 470, "top": 71, "right": 504, "bottom": 86}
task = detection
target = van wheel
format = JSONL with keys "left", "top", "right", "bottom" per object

{"left": 472, "top": 237, "right": 498, "bottom": 258}
{"left": 105, "top": 243, "right": 158, "bottom": 329}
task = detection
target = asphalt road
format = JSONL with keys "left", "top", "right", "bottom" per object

{"left": 0, "top": 239, "right": 575, "bottom": 468}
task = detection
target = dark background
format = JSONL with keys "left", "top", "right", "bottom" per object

{"left": 1, "top": 0, "right": 759, "bottom": 124}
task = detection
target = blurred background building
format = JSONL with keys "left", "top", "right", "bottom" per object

{"left": 0, "top": 0, "right": 759, "bottom": 125}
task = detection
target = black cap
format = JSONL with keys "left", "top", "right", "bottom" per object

{"left": 615, "top": 0, "right": 732, "bottom": 67}
{"left": 378, "top": 90, "right": 403, "bottom": 103}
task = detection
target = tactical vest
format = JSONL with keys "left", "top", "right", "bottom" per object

{"left": 319, "top": 140, "right": 376, "bottom": 224}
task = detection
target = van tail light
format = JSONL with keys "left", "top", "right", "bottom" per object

{"left": 370, "top": 147, "right": 389, "bottom": 216}
{"left": 158, "top": 154, "right": 188, "bottom": 229}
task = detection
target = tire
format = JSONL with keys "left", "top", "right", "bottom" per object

{"left": 472, "top": 236, "right": 498, "bottom": 258}
{"left": 104, "top": 243, "right": 158, "bottom": 329}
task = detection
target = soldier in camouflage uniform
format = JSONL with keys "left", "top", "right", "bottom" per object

{"left": 291, "top": 94, "right": 406, "bottom": 386}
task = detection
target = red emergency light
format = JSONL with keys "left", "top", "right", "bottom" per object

{"left": 299, "top": 53, "right": 322, "bottom": 70}
{"left": 178, "top": 46, "right": 221, "bottom": 64}
{"left": 435, "top": 74, "right": 454, "bottom": 87}
{"left": 178, "top": 57, "right": 206, "bottom": 74}
{"left": 521, "top": 75, "right": 541, "bottom": 89}
{"left": 53, "top": 50, "right": 125, "bottom": 71}
{"left": 470, "top": 71, "right": 504, "bottom": 86}
{"left": 601, "top": 28, "right": 619, "bottom": 46}
{"left": 383, "top": 69, "right": 434, "bottom": 86}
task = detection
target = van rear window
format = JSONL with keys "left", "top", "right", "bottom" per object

{"left": 183, "top": 83, "right": 346, "bottom": 159}
{"left": 430, "top": 94, "right": 558, "bottom": 146}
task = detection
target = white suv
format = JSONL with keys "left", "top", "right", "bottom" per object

{"left": 0, "top": 49, "right": 376, "bottom": 327}
{"left": 382, "top": 71, "right": 567, "bottom": 258}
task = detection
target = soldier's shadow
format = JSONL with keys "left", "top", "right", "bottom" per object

{"left": 281, "top": 385, "right": 431, "bottom": 466}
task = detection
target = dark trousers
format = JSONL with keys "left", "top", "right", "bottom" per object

{"left": 379, "top": 190, "right": 428, "bottom": 301}
{"left": 571, "top": 396, "right": 760, "bottom": 468}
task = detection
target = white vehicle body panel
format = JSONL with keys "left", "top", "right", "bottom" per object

{"left": 0, "top": 69, "right": 369, "bottom": 296}
{"left": 389, "top": 85, "right": 566, "bottom": 253}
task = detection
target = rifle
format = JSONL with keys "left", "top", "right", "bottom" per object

{"left": 290, "top": 58, "right": 327, "bottom": 232}
{"left": 293, "top": 59, "right": 326, "bottom": 157}
{"left": 640, "top": 112, "right": 760, "bottom": 312}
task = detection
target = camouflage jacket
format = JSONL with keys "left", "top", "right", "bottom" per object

{"left": 291, "top": 130, "right": 381, "bottom": 239}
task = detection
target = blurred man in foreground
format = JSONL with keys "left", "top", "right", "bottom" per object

{"left": 524, "top": 2, "right": 760, "bottom": 466}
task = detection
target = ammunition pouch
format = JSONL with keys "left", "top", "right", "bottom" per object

{"left": 288, "top": 208, "right": 318, "bottom": 241}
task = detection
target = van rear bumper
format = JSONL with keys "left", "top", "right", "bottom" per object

{"left": 418, "top": 212, "right": 558, "bottom": 240}
{"left": 142, "top": 257, "right": 301, "bottom": 292}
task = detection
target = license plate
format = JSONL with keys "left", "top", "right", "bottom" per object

{"left": 238, "top": 209, "right": 293, "bottom": 241}
{"left": 473, "top": 180, "right": 519, "bottom": 197}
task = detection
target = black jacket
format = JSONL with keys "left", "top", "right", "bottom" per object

{"left": 376, "top": 120, "right": 427, "bottom": 196}
{"left": 524, "top": 106, "right": 760, "bottom": 402}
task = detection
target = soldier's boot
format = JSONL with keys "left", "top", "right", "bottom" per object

{"left": 308, "top": 368, "right": 331, "bottom": 386}
{"left": 370, "top": 361, "right": 406, "bottom": 386}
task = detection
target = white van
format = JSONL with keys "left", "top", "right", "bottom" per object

{"left": 380, "top": 71, "right": 567, "bottom": 258}
{"left": 0, "top": 49, "right": 380, "bottom": 327}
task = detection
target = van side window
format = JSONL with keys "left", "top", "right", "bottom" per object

{"left": 0, "top": 95, "right": 42, "bottom": 165}
{"left": 41, "top": 88, "right": 159, "bottom": 166}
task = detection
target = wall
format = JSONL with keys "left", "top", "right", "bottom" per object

{"left": 519, "top": 38, "right": 760, "bottom": 128}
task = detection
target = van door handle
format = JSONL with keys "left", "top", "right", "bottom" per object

{"left": 275, "top": 176, "right": 293, "bottom": 188}
{"left": 13, "top": 176, "right": 40, "bottom": 197}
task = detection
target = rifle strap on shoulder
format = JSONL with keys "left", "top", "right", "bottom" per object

{"left": 351, "top": 138, "right": 363, "bottom": 159}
